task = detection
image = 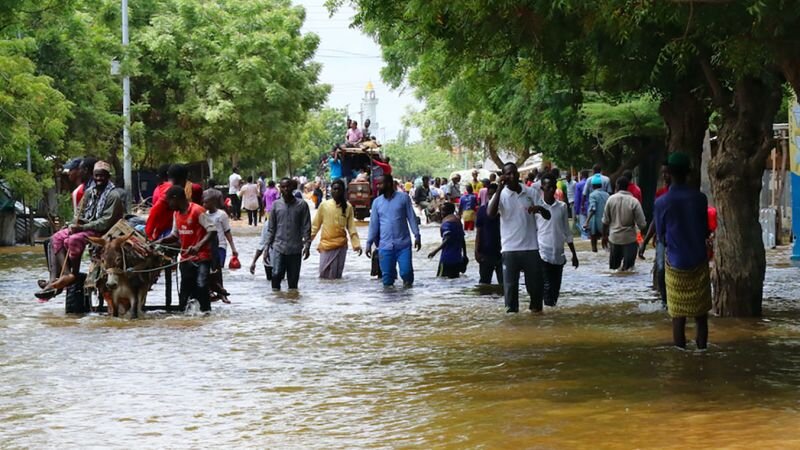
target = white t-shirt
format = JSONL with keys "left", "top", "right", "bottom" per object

{"left": 240, "top": 183, "right": 260, "bottom": 211}
{"left": 566, "top": 180, "right": 577, "bottom": 203}
{"left": 536, "top": 200, "right": 573, "bottom": 265}
{"left": 206, "top": 210, "right": 231, "bottom": 249}
{"left": 228, "top": 173, "right": 242, "bottom": 195}
{"left": 496, "top": 184, "right": 544, "bottom": 252}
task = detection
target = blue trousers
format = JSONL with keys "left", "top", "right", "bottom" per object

{"left": 378, "top": 246, "right": 414, "bottom": 286}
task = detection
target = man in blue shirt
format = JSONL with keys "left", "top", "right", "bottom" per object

{"left": 328, "top": 146, "right": 343, "bottom": 181}
{"left": 366, "top": 174, "right": 422, "bottom": 287}
{"left": 475, "top": 183, "right": 502, "bottom": 284}
{"left": 573, "top": 169, "right": 589, "bottom": 238}
{"left": 654, "top": 152, "right": 711, "bottom": 349}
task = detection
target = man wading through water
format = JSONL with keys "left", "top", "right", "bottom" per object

{"left": 654, "top": 152, "right": 712, "bottom": 349}
{"left": 154, "top": 186, "right": 217, "bottom": 313}
{"left": 366, "top": 174, "right": 421, "bottom": 287}
{"left": 264, "top": 178, "right": 312, "bottom": 290}
{"left": 488, "top": 162, "right": 551, "bottom": 313}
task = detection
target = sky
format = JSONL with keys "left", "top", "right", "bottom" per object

{"left": 296, "top": 0, "right": 422, "bottom": 142}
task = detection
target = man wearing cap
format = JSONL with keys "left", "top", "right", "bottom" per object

{"left": 583, "top": 175, "right": 610, "bottom": 253}
{"left": 654, "top": 152, "right": 711, "bottom": 349}
{"left": 37, "top": 161, "right": 124, "bottom": 298}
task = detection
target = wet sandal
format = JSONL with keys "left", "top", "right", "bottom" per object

{"left": 34, "top": 287, "right": 62, "bottom": 301}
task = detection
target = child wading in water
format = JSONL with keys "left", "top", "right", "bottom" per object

{"left": 537, "top": 173, "right": 579, "bottom": 306}
{"left": 459, "top": 184, "right": 478, "bottom": 231}
{"left": 203, "top": 189, "right": 237, "bottom": 303}
{"left": 428, "top": 202, "right": 467, "bottom": 278}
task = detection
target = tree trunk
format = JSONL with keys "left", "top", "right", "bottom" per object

{"left": 708, "top": 76, "right": 782, "bottom": 317}
{"left": 659, "top": 89, "right": 709, "bottom": 188}
{"left": 485, "top": 137, "right": 504, "bottom": 169}
{"left": 777, "top": 51, "right": 800, "bottom": 97}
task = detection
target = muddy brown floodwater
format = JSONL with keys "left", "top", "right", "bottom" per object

{"left": 1, "top": 221, "right": 799, "bottom": 449}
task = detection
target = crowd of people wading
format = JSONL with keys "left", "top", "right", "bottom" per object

{"left": 37, "top": 143, "right": 714, "bottom": 350}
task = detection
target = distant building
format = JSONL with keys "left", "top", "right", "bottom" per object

{"left": 360, "top": 82, "right": 378, "bottom": 139}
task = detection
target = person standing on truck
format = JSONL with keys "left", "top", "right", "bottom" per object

{"left": 328, "top": 146, "right": 343, "bottom": 181}
{"left": 361, "top": 119, "right": 371, "bottom": 142}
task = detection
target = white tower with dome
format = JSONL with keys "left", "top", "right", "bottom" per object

{"left": 360, "top": 81, "right": 378, "bottom": 139}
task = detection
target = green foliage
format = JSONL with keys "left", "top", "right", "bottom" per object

{"left": 581, "top": 94, "right": 663, "bottom": 151}
{"left": 133, "top": 0, "right": 330, "bottom": 172}
{"left": 0, "top": 40, "right": 71, "bottom": 201}
{"left": 295, "top": 107, "right": 347, "bottom": 177}
{"left": 0, "top": 0, "right": 331, "bottom": 204}
{"left": 382, "top": 129, "right": 452, "bottom": 179}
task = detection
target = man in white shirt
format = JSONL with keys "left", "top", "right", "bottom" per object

{"left": 228, "top": 168, "right": 242, "bottom": 220}
{"left": 602, "top": 176, "right": 647, "bottom": 271}
{"left": 488, "top": 162, "right": 552, "bottom": 313}
{"left": 565, "top": 172, "right": 577, "bottom": 218}
{"left": 536, "top": 173, "right": 579, "bottom": 307}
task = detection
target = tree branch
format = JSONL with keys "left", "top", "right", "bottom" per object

{"left": 699, "top": 57, "right": 732, "bottom": 114}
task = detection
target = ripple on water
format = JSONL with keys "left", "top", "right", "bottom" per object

{"left": 0, "top": 230, "right": 799, "bottom": 448}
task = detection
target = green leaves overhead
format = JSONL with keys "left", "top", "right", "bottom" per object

{"left": 0, "top": 0, "right": 331, "bottom": 204}
{"left": 0, "top": 40, "right": 71, "bottom": 200}
{"left": 134, "top": 0, "right": 330, "bottom": 166}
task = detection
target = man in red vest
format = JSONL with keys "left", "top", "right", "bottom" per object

{"left": 155, "top": 185, "right": 217, "bottom": 313}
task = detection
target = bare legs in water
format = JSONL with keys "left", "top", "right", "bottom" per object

{"left": 672, "top": 314, "right": 709, "bottom": 350}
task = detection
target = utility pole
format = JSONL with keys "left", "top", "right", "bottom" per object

{"left": 121, "top": 0, "right": 132, "bottom": 203}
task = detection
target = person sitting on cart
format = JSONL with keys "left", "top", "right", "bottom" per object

{"left": 36, "top": 161, "right": 124, "bottom": 299}
{"left": 346, "top": 120, "right": 363, "bottom": 147}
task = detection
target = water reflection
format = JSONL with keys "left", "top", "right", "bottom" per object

{"left": 0, "top": 223, "right": 798, "bottom": 448}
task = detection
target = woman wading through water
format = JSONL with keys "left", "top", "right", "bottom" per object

{"left": 309, "top": 179, "right": 362, "bottom": 279}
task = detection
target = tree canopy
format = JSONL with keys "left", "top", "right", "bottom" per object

{"left": 0, "top": 0, "right": 330, "bottom": 201}
{"left": 333, "top": 0, "right": 800, "bottom": 316}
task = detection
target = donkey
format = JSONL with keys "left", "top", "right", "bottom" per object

{"left": 88, "top": 235, "right": 165, "bottom": 318}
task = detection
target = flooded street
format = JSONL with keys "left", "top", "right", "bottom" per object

{"left": 1, "top": 221, "right": 799, "bottom": 448}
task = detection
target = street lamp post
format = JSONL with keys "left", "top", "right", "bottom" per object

{"left": 121, "top": 0, "right": 132, "bottom": 204}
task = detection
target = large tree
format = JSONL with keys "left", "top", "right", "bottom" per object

{"left": 334, "top": 0, "right": 800, "bottom": 316}
{"left": 133, "top": 0, "right": 330, "bottom": 172}
{"left": 0, "top": 39, "right": 71, "bottom": 201}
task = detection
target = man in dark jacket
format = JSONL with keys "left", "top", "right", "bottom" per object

{"left": 37, "top": 161, "right": 124, "bottom": 298}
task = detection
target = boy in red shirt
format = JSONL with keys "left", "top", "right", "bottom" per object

{"left": 155, "top": 185, "right": 217, "bottom": 313}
